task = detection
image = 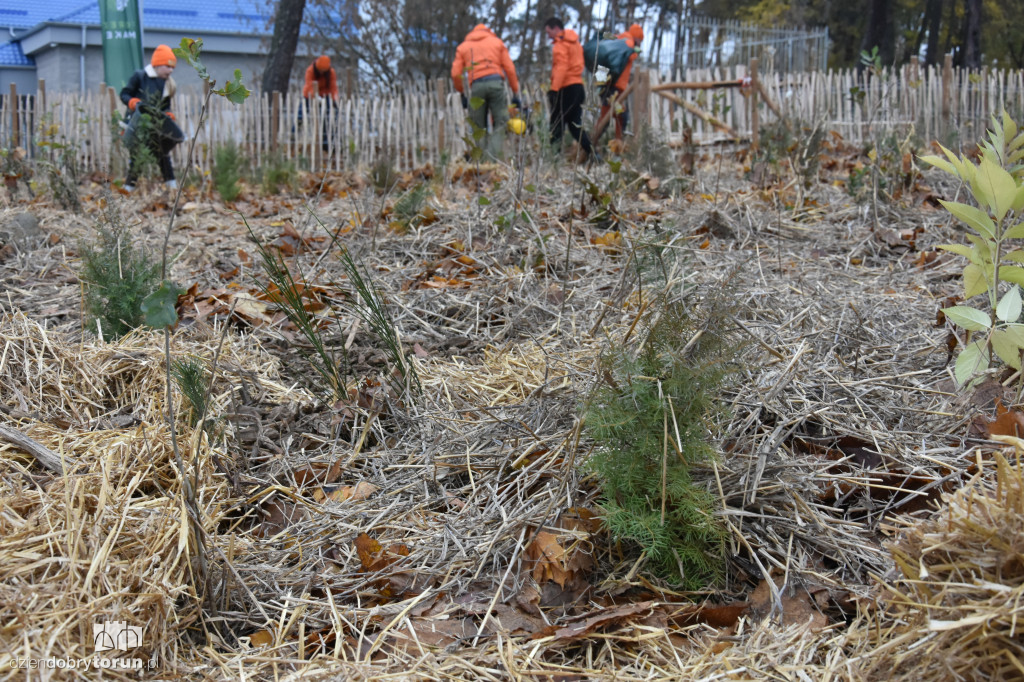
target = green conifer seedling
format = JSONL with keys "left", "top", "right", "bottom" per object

{"left": 586, "top": 295, "right": 737, "bottom": 587}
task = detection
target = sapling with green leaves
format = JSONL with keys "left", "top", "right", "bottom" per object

{"left": 138, "top": 37, "right": 250, "bottom": 605}
{"left": 921, "top": 112, "right": 1024, "bottom": 386}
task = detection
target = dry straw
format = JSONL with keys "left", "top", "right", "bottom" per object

{"left": 0, "top": 311, "right": 303, "bottom": 678}
{"left": 0, "top": 161, "right": 1013, "bottom": 679}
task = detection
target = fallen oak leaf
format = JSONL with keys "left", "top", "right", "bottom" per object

{"left": 255, "top": 497, "right": 306, "bottom": 538}
{"left": 354, "top": 532, "right": 410, "bottom": 573}
{"left": 980, "top": 399, "right": 1024, "bottom": 439}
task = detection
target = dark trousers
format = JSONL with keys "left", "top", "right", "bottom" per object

{"left": 549, "top": 83, "right": 593, "bottom": 154}
{"left": 125, "top": 111, "right": 181, "bottom": 184}
{"left": 126, "top": 143, "right": 175, "bottom": 184}
{"left": 301, "top": 98, "right": 335, "bottom": 151}
{"left": 599, "top": 85, "right": 629, "bottom": 141}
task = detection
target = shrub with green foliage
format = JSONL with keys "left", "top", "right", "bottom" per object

{"left": 260, "top": 151, "right": 297, "bottom": 195}
{"left": 922, "top": 112, "right": 1024, "bottom": 386}
{"left": 212, "top": 141, "right": 244, "bottom": 201}
{"left": 392, "top": 183, "right": 432, "bottom": 228}
{"left": 36, "top": 114, "right": 82, "bottom": 212}
{"left": 124, "top": 110, "right": 162, "bottom": 185}
{"left": 369, "top": 149, "right": 399, "bottom": 194}
{"left": 586, "top": 294, "right": 738, "bottom": 587}
{"left": 78, "top": 211, "right": 161, "bottom": 339}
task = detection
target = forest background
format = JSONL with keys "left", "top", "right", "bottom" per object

{"left": 259, "top": 0, "right": 1024, "bottom": 94}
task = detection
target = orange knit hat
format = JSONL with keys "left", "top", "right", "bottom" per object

{"left": 316, "top": 55, "right": 331, "bottom": 71}
{"left": 628, "top": 24, "right": 644, "bottom": 43}
{"left": 151, "top": 44, "right": 176, "bottom": 68}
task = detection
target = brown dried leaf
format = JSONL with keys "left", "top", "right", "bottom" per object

{"left": 533, "top": 601, "right": 655, "bottom": 641}
{"left": 984, "top": 401, "right": 1024, "bottom": 439}
{"left": 256, "top": 498, "right": 305, "bottom": 538}
{"left": 748, "top": 577, "right": 828, "bottom": 631}
{"left": 249, "top": 629, "right": 273, "bottom": 647}
{"left": 315, "top": 481, "right": 378, "bottom": 503}
{"left": 397, "top": 617, "right": 476, "bottom": 648}
{"left": 526, "top": 530, "right": 569, "bottom": 586}
{"left": 354, "top": 532, "right": 384, "bottom": 571}
{"left": 591, "top": 231, "right": 622, "bottom": 249}
{"left": 354, "top": 533, "right": 409, "bottom": 573}
{"left": 293, "top": 464, "right": 330, "bottom": 487}
{"left": 667, "top": 601, "right": 748, "bottom": 628}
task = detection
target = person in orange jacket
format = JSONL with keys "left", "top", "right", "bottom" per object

{"left": 303, "top": 55, "right": 339, "bottom": 100}
{"left": 599, "top": 23, "right": 644, "bottom": 141}
{"left": 302, "top": 55, "right": 339, "bottom": 151}
{"left": 119, "top": 44, "right": 184, "bottom": 191}
{"left": 451, "top": 24, "right": 522, "bottom": 160}
{"left": 544, "top": 17, "right": 594, "bottom": 160}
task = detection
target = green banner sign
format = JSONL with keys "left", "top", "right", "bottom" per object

{"left": 99, "top": 0, "right": 143, "bottom": 92}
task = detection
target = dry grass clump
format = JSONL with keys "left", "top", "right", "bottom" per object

{"left": 418, "top": 339, "right": 581, "bottom": 409}
{"left": 842, "top": 445, "right": 1024, "bottom": 680}
{"left": 0, "top": 311, "right": 306, "bottom": 678}
{"left": 0, "top": 421, "right": 205, "bottom": 676}
{"left": 651, "top": 448, "right": 1024, "bottom": 681}
{"left": 0, "top": 310, "right": 288, "bottom": 427}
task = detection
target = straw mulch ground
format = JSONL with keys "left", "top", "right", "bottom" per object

{"left": 0, "top": 146, "right": 1020, "bottom": 680}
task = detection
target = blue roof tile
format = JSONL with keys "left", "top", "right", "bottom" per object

{"left": 0, "top": 0, "right": 272, "bottom": 34}
{"left": 0, "top": 41, "right": 34, "bottom": 66}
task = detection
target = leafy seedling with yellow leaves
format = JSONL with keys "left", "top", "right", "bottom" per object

{"left": 922, "top": 112, "right": 1024, "bottom": 386}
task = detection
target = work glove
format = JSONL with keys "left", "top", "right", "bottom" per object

{"left": 128, "top": 97, "right": 141, "bottom": 111}
{"left": 511, "top": 95, "right": 522, "bottom": 109}
{"left": 547, "top": 89, "right": 557, "bottom": 110}
{"left": 460, "top": 94, "right": 468, "bottom": 110}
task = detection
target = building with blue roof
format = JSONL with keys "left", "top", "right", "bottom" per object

{"left": 0, "top": 0, "right": 286, "bottom": 94}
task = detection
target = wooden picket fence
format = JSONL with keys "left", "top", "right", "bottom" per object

{"left": 3, "top": 57, "right": 1024, "bottom": 177}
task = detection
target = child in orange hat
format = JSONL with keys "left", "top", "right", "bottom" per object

{"left": 119, "top": 44, "right": 183, "bottom": 191}
{"left": 301, "top": 55, "right": 339, "bottom": 151}
{"left": 303, "top": 55, "right": 339, "bottom": 100}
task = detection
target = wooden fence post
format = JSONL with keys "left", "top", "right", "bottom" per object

{"left": 941, "top": 53, "right": 953, "bottom": 133}
{"left": 9, "top": 83, "right": 18, "bottom": 148}
{"left": 312, "top": 81, "right": 321, "bottom": 169}
{"left": 435, "top": 77, "right": 446, "bottom": 160}
{"left": 749, "top": 58, "right": 759, "bottom": 150}
{"left": 35, "top": 80, "right": 45, "bottom": 161}
{"left": 108, "top": 86, "right": 118, "bottom": 174}
{"left": 981, "top": 65, "right": 988, "bottom": 122}
{"left": 634, "top": 69, "right": 651, "bottom": 129}
{"left": 271, "top": 91, "right": 280, "bottom": 152}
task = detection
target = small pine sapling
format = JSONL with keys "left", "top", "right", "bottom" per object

{"left": 78, "top": 210, "right": 161, "bottom": 340}
{"left": 586, "top": 294, "right": 738, "bottom": 587}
